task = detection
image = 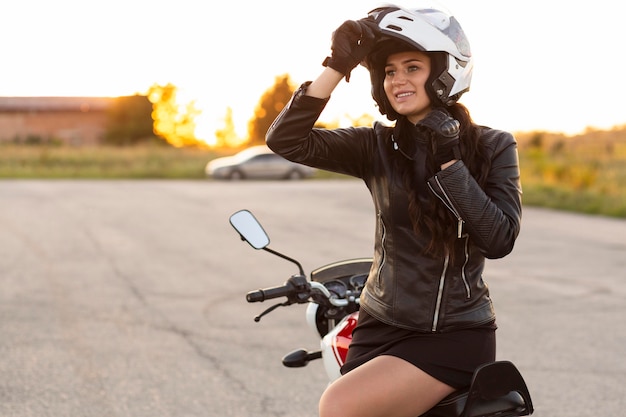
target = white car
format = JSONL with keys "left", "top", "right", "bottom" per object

{"left": 205, "top": 145, "right": 317, "bottom": 180}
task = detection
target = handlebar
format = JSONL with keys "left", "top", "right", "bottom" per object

{"left": 246, "top": 284, "right": 295, "bottom": 302}
{"left": 246, "top": 274, "right": 310, "bottom": 304}
{"left": 246, "top": 277, "right": 358, "bottom": 308}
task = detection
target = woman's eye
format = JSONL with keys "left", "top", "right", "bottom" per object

{"left": 407, "top": 65, "right": 419, "bottom": 72}
{"left": 385, "top": 69, "right": 396, "bottom": 77}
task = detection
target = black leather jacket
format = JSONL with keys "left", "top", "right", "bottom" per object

{"left": 266, "top": 83, "right": 523, "bottom": 332}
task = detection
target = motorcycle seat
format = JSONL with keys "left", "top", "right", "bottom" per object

{"left": 421, "top": 360, "right": 534, "bottom": 417}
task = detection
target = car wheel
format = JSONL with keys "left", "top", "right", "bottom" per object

{"left": 286, "top": 170, "right": 303, "bottom": 180}
{"left": 229, "top": 170, "right": 244, "bottom": 180}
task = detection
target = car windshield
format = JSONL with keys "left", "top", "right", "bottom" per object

{"left": 233, "top": 146, "right": 272, "bottom": 162}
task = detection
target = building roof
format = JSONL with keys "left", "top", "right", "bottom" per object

{"left": 0, "top": 97, "right": 115, "bottom": 112}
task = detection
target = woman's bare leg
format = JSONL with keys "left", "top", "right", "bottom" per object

{"left": 319, "top": 355, "right": 456, "bottom": 417}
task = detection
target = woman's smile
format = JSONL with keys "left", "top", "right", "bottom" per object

{"left": 395, "top": 91, "right": 415, "bottom": 100}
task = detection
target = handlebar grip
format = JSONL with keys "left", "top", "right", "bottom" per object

{"left": 246, "top": 284, "right": 293, "bottom": 303}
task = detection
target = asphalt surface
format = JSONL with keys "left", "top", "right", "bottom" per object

{"left": 1, "top": 180, "right": 624, "bottom": 417}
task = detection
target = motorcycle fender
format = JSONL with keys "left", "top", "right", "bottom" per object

{"left": 321, "top": 311, "right": 359, "bottom": 382}
{"left": 305, "top": 303, "right": 320, "bottom": 337}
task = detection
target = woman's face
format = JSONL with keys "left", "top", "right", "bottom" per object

{"left": 383, "top": 50, "right": 432, "bottom": 124}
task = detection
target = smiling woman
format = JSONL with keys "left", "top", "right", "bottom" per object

{"left": 264, "top": 3, "right": 527, "bottom": 416}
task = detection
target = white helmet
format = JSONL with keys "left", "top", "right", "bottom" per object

{"left": 365, "top": 2, "right": 473, "bottom": 116}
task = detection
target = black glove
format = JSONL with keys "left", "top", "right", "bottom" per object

{"left": 416, "top": 108, "right": 462, "bottom": 166}
{"left": 322, "top": 18, "right": 378, "bottom": 82}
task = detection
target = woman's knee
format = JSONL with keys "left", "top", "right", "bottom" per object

{"left": 319, "top": 381, "right": 347, "bottom": 417}
{"left": 319, "top": 374, "right": 368, "bottom": 417}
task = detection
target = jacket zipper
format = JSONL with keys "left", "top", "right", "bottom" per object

{"left": 428, "top": 177, "right": 464, "bottom": 238}
{"left": 431, "top": 241, "right": 470, "bottom": 331}
{"left": 376, "top": 211, "right": 386, "bottom": 284}
{"left": 431, "top": 253, "right": 449, "bottom": 332}
{"left": 461, "top": 236, "right": 471, "bottom": 299}
{"left": 428, "top": 176, "right": 472, "bottom": 330}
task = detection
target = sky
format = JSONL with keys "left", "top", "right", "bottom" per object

{"left": 2, "top": 0, "right": 625, "bottom": 142}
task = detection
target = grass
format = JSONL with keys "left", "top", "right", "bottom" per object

{"left": 2, "top": 127, "right": 626, "bottom": 219}
{"left": 515, "top": 128, "right": 626, "bottom": 218}
{"left": 0, "top": 143, "right": 353, "bottom": 181}
{"left": 0, "top": 143, "right": 221, "bottom": 179}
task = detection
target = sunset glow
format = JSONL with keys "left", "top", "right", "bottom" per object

{"left": 3, "top": 0, "right": 625, "bottom": 145}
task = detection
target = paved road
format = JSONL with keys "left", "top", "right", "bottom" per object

{"left": 1, "top": 180, "right": 624, "bottom": 417}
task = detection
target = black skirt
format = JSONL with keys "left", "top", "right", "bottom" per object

{"left": 340, "top": 309, "right": 497, "bottom": 389}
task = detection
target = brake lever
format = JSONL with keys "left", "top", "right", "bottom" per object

{"left": 254, "top": 301, "right": 291, "bottom": 322}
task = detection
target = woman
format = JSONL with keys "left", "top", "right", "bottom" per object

{"left": 266, "top": 3, "right": 522, "bottom": 417}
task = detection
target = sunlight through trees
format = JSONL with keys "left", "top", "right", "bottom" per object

{"left": 148, "top": 83, "right": 205, "bottom": 148}
{"left": 246, "top": 74, "right": 295, "bottom": 146}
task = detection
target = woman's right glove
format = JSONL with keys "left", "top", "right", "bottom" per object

{"left": 322, "top": 18, "right": 379, "bottom": 82}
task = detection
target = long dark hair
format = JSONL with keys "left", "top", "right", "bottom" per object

{"left": 394, "top": 103, "right": 490, "bottom": 260}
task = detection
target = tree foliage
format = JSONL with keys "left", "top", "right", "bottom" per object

{"left": 214, "top": 107, "right": 240, "bottom": 148}
{"left": 246, "top": 74, "right": 295, "bottom": 145}
{"left": 104, "top": 95, "right": 156, "bottom": 145}
{"left": 148, "top": 83, "right": 205, "bottom": 148}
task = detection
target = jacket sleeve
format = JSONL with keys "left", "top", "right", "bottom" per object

{"left": 266, "top": 83, "right": 374, "bottom": 179}
{"left": 427, "top": 129, "right": 523, "bottom": 259}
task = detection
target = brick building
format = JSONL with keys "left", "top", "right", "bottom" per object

{"left": 0, "top": 97, "right": 115, "bottom": 145}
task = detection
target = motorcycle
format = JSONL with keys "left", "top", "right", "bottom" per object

{"left": 230, "top": 209, "right": 534, "bottom": 417}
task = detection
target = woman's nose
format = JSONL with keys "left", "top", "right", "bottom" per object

{"left": 392, "top": 72, "right": 407, "bottom": 85}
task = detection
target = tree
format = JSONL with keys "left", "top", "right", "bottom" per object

{"left": 214, "top": 107, "right": 240, "bottom": 148}
{"left": 246, "top": 74, "right": 295, "bottom": 145}
{"left": 148, "top": 83, "right": 204, "bottom": 148}
{"left": 104, "top": 95, "right": 155, "bottom": 145}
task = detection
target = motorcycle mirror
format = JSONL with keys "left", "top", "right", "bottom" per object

{"left": 229, "top": 209, "right": 270, "bottom": 249}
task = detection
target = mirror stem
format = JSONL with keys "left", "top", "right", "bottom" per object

{"left": 263, "top": 247, "right": 305, "bottom": 276}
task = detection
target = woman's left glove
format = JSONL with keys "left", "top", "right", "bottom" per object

{"left": 322, "top": 18, "right": 379, "bottom": 82}
{"left": 416, "top": 108, "right": 462, "bottom": 166}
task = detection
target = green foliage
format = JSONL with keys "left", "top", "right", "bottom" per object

{"left": 516, "top": 126, "right": 626, "bottom": 218}
{"left": 104, "top": 95, "right": 156, "bottom": 145}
